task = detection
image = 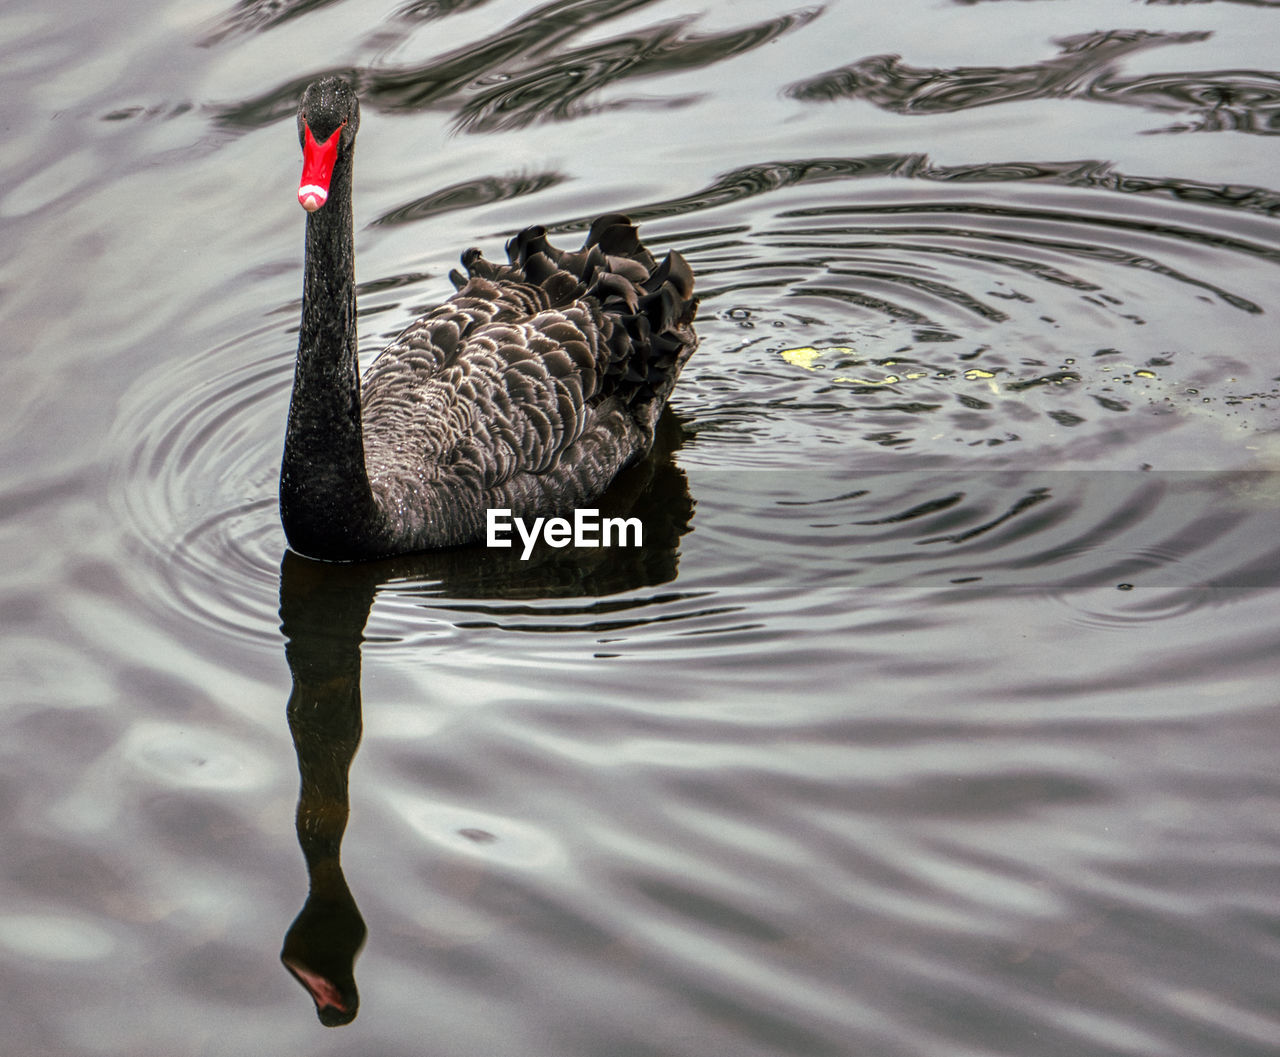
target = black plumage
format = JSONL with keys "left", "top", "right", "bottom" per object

{"left": 280, "top": 77, "right": 697, "bottom": 561}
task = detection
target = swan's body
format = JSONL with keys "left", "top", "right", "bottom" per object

{"left": 281, "top": 77, "right": 697, "bottom": 561}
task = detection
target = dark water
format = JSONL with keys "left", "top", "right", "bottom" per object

{"left": 4, "top": 1, "right": 1280, "bottom": 1054}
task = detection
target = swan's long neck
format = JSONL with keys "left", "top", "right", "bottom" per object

{"left": 281, "top": 143, "right": 382, "bottom": 559}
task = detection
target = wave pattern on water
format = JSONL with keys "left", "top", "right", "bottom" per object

{"left": 788, "top": 28, "right": 1280, "bottom": 136}
{"left": 208, "top": 1, "right": 820, "bottom": 134}
{"left": 112, "top": 331, "right": 291, "bottom": 648}
{"left": 21, "top": 1, "right": 1280, "bottom": 1054}
{"left": 550, "top": 155, "right": 1280, "bottom": 233}
{"left": 371, "top": 170, "right": 568, "bottom": 226}
{"left": 451, "top": 6, "right": 822, "bottom": 133}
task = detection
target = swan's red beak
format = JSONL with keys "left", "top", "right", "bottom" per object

{"left": 298, "top": 123, "right": 342, "bottom": 212}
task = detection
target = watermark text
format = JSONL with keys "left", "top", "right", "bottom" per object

{"left": 486, "top": 508, "right": 642, "bottom": 560}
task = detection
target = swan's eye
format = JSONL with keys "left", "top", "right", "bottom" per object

{"left": 298, "top": 121, "right": 344, "bottom": 212}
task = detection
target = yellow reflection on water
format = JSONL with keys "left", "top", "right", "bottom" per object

{"left": 779, "top": 346, "right": 929, "bottom": 385}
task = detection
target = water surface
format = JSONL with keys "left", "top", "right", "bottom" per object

{"left": 3, "top": 1, "right": 1280, "bottom": 1054}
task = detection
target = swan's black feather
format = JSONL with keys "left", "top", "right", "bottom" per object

{"left": 353, "top": 221, "right": 697, "bottom": 553}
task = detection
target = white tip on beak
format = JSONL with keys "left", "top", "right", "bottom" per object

{"left": 299, "top": 185, "right": 328, "bottom": 212}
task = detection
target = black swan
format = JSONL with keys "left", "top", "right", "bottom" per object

{"left": 281, "top": 77, "right": 698, "bottom": 561}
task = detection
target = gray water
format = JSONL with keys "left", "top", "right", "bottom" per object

{"left": 3, "top": 1, "right": 1280, "bottom": 1054}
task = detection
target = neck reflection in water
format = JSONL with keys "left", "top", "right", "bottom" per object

{"left": 276, "top": 415, "right": 692, "bottom": 1025}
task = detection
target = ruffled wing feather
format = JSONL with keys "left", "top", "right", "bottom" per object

{"left": 358, "top": 216, "right": 696, "bottom": 541}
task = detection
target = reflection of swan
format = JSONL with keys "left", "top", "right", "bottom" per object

{"left": 282, "top": 77, "right": 697, "bottom": 561}
{"left": 276, "top": 420, "right": 692, "bottom": 1025}
{"left": 279, "top": 553, "right": 370, "bottom": 1027}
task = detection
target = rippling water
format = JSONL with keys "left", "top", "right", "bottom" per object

{"left": 4, "top": 1, "right": 1280, "bottom": 1054}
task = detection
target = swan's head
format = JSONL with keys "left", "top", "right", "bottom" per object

{"left": 297, "top": 77, "right": 360, "bottom": 213}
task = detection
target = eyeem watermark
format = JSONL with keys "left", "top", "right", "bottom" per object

{"left": 486, "top": 508, "right": 642, "bottom": 560}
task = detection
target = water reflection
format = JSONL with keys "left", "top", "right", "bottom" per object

{"left": 276, "top": 419, "right": 691, "bottom": 1024}
{"left": 209, "top": 1, "right": 820, "bottom": 132}
{"left": 279, "top": 552, "right": 368, "bottom": 1027}
{"left": 451, "top": 6, "right": 821, "bottom": 133}
{"left": 788, "top": 28, "right": 1280, "bottom": 135}
{"left": 201, "top": 0, "right": 347, "bottom": 45}
{"left": 553, "top": 154, "right": 1280, "bottom": 235}
{"left": 204, "top": 5, "right": 1280, "bottom": 142}
{"left": 371, "top": 170, "right": 569, "bottom": 227}
{"left": 11, "top": 0, "right": 1280, "bottom": 1049}
{"left": 200, "top": 0, "right": 1280, "bottom": 149}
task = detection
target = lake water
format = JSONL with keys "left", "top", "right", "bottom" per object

{"left": 3, "top": 0, "right": 1280, "bottom": 1053}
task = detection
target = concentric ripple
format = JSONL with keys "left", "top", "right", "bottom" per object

{"left": 112, "top": 320, "right": 291, "bottom": 648}
{"left": 113, "top": 158, "right": 1280, "bottom": 648}
{"left": 655, "top": 165, "right": 1280, "bottom": 619}
{"left": 111, "top": 304, "right": 703, "bottom": 651}
{"left": 664, "top": 164, "right": 1280, "bottom": 479}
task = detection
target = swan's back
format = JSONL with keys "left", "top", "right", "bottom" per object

{"left": 358, "top": 215, "right": 697, "bottom": 547}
